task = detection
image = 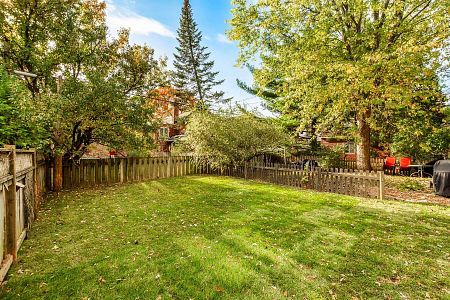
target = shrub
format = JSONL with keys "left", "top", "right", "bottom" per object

{"left": 396, "top": 178, "right": 424, "bottom": 192}
{"left": 317, "top": 146, "right": 345, "bottom": 169}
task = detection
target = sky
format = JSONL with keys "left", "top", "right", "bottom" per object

{"left": 105, "top": 0, "right": 267, "bottom": 112}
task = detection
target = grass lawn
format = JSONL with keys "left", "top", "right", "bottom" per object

{"left": 1, "top": 176, "right": 449, "bottom": 299}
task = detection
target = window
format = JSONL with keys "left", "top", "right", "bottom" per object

{"left": 346, "top": 142, "right": 355, "bottom": 154}
{"left": 159, "top": 127, "right": 169, "bottom": 139}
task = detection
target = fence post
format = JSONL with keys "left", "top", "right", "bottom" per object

{"left": 31, "top": 149, "right": 38, "bottom": 219}
{"left": 244, "top": 161, "right": 248, "bottom": 179}
{"left": 4, "top": 145, "right": 18, "bottom": 261}
{"left": 379, "top": 171, "right": 384, "bottom": 200}
{"left": 315, "top": 167, "right": 321, "bottom": 190}
{"left": 275, "top": 164, "right": 279, "bottom": 183}
{"left": 119, "top": 158, "right": 124, "bottom": 183}
{"left": 167, "top": 154, "right": 172, "bottom": 178}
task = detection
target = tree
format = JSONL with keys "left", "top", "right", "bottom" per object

{"left": 0, "top": 65, "right": 47, "bottom": 147}
{"left": 173, "top": 0, "right": 229, "bottom": 108}
{"left": 229, "top": 0, "right": 449, "bottom": 170}
{"left": 0, "top": 1, "right": 165, "bottom": 190}
{"left": 391, "top": 96, "right": 450, "bottom": 161}
{"left": 181, "top": 110, "right": 289, "bottom": 167}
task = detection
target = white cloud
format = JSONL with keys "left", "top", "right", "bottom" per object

{"left": 217, "top": 33, "right": 233, "bottom": 44}
{"left": 106, "top": 2, "right": 175, "bottom": 38}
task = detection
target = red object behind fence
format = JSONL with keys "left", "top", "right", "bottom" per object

{"left": 384, "top": 157, "right": 396, "bottom": 167}
{"left": 383, "top": 157, "right": 396, "bottom": 175}
{"left": 399, "top": 157, "right": 411, "bottom": 168}
{"left": 399, "top": 157, "right": 412, "bottom": 175}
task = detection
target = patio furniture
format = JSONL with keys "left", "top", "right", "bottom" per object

{"left": 409, "top": 164, "right": 434, "bottom": 178}
{"left": 399, "top": 157, "right": 411, "bottom": 176}
{"left": 383, "top": 157, "right": 396, "bottom": 175}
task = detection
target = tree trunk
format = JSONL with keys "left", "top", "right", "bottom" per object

{"left": 53, "top": 154, "right": 63, "bottom": 192}
{"left": 356, "top": 111, "right": 372, "bottom": 171}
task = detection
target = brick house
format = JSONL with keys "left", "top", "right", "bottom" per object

{"left": 297, "top": 130, "right": 387, "bottom": 160}
{"left": 149, "top": 87, "right": 196, "bottom": 152}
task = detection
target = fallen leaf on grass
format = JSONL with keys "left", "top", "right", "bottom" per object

{"left": 98, "top": 276, "right": 106, "bottom": 284}
{"left": 215, "top": 286, "right": 224, "bottom": 293}
{"left": 39, "top": 282, "right": 49, "bottom": 293}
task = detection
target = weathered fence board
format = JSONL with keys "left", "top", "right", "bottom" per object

{"left": 216, "top": 162, "right": 383, "bottom": 199}
{"left": 57, "top": 156, "right": 196, "bottom": 189}
{"left": 0, "top": 147, "right": 42, "bottom": 282}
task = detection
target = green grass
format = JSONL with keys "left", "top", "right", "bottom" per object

{"left": 1, "top": 176, "right": 449, "bottom": 299}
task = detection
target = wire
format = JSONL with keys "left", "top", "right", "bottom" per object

{"left": 233, "top": 96, "right": 259, "bottom": 103}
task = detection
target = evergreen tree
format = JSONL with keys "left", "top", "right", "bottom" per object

{"left": 173, "top": 0, "right": 228, "bottom": 108}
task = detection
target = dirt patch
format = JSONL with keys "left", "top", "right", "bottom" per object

{"left": 385, "top": 176, "right": 449, "bottom": 206}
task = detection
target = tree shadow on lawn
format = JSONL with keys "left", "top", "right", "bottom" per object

{"left": 1, "top": 176, "right": 449, "bottom": 299}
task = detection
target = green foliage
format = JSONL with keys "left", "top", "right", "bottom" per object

{"left": 180, "top": 110, "right": 290, "bottom": 167}
{"left": 392, "top": 99, "right": 450, "bottom": 161}
{"left": 396, "top": 178, "right": 424, "bottom": 192}
{"left": 0, "top": 1, "right": 166, "bottom": 158}
{"left": 0, "top": 66, "right": 47, "bottom": 147}
{"left": 173, "top": 0, "right": 229, "bottom": 108}
{"left": 41, "top": 32, "right": 163, "bottom": 159}
{"left": 229, "top": 0, "right": 450, "bottom": 168}
{"left": 317, "top": 146, "right": 345, "bottom": 169}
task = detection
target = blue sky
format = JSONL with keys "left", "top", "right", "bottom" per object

{"left": 105, "top": 0, "right": 266, "bottom": 112}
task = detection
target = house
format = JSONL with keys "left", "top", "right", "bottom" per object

{"left": 83, "top": 87, "right": 195, "bottom": 157}
{"left": 296, "top": 130, "right": 355, "bottom": 156}
{"left": 148, "top": 87, "right": 196, "bottom": 152}
{"left": 296, "top": 130, "right": 387, "bottom": 160}
{"left": 84, "top": 143, "right": 127, "bottom": 159}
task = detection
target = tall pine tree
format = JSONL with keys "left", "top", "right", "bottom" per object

{"left": 173, "top": 0, "right": 228, "bottom": 108}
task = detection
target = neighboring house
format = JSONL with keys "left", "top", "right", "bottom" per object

{"left": 84, "top": 88, "right": 195, "bottom": 157}
{"left": 297, "top": 130, "right": 387, "bottom": 160}
{"left": 317, "top": 135, "right": 356, "bottom": 160}
{"left": 84, "top": 143, "right": 127, "bottom": 159}
{"left": 149, "top": 87, "right": 196, "bottom": 153}
{"left": 297, "top": 130, "right": 355, "bottom": 155}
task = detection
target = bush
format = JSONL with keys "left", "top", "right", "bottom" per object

{"left": 0, "top": 66, "right": 47, "bottom": 147}
{"left": 179, "top": 110, "right": 290, "bottom": 167}
{"left": 317, "top": 146, "right": 345, "bottom": 169}
{"left": 396, "top": 178, "right": 424, "bottom": 192}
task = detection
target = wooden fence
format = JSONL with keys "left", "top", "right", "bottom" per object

{"left": 280, "top": 155, "right": 385, "bottom": 171}
{"left": 217, "top": 162, "right": 384, "bottom": 200}
{"left": 341, "top": 157, "right": 385, "bottom": 171}
{"left": 46, "top": 156, "right": 203, "bottom": 190}
{"left": 43, "top": 156, "right": 384, "bottom": 199}
{"left": 0, "top": 147, "right": 44, "bottom": 281}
